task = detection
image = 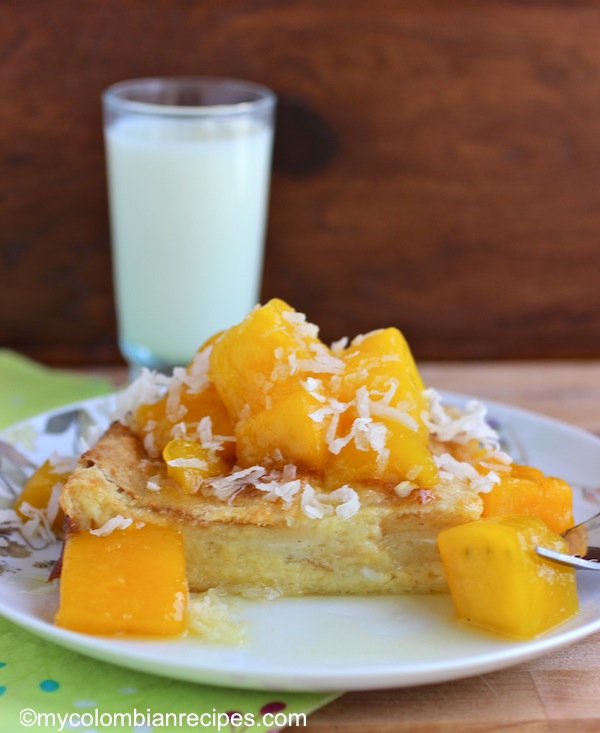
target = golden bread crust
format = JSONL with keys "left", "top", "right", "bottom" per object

{"left": 60, "top": 422, "right": 483, "bottom": 595}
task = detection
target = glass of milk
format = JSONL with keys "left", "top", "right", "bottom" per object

{"left": 102, "top": 77, "right": 276, "bottom": 377}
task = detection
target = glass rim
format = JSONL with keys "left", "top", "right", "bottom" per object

{"left": 102, "top": 76, "right": 276, "bottom": 117}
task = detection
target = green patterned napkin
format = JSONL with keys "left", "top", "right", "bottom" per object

{"left": 0, "top": 351, "right": 338, "bottom": 732}
{"left": 0, "top": 350, "right": 113, "bottom": 430}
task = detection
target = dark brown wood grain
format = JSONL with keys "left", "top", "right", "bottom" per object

{"left": 2, "top": 1, "right": 600, "bottom": 365}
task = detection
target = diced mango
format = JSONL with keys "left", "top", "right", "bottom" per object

{"left": 325, "top": 408, "right": 438, "bottom": 488}
{"left": 324, "top": 329, "right": 436, "bottom": 487}
{"left": 437, "top": 515, "right": 578, "bottom": 639}
{"left": 481, "top": 464, "right": 574, "bottom": 534}
{"left": 236, "top": 389, "right": 329, "bottom": 471}
{"left": 15, "top": 460, "right": 71, "bottom": 534}
{"left": 55, "top": 523, "right": 187, "bottom": 636}
{"left": 341, "top": 327, "right": 425, "bottom": 393}
{"left": 163, "top": 438, "right": 230, "bottom": 493}
{"left": 341, "top": 365, "right": 429, "bottom": 444}
{"left": 209, "top": 298, "right": 329, "bottom": 420}
{"left": 133, "top": 384, "right": 235, "bottom": 459}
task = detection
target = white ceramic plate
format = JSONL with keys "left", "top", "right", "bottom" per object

{"left": 1, "top": 392, "right": 600, "bottom": 692}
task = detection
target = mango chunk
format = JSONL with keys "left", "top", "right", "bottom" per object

{"left": 340, "top": 327, "right": 425, "bottom": 395}
{"left": 163, "top": 438, "right": 230, "bottom": 492}
{"left": 133, "top": 383, "right": 234, "bottom": 459}
{"left": 55, "top": 523, "right": 188, "bottom": 636}
{"left": 437, "top": 515, "right": 578, "bottom": 639}
{"left": 325, "top": 408, "right": 438, "bottom": 488}
{"left": 15, "top": 460, "right": 71, "bottom": 534}
{"left": 236, "top": 390, "right": 329, "bottom": 471}
{"left": 481, "top": 464, "right": 574, "bottom": 534}
{"left": 326, "top": 327, "right": 437, "bottom": 486}
{"left": 209, "top": 298, "right": 335, "bottom": 420}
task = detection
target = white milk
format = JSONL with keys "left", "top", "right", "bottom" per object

{"left": 105, "top": 115, "right": 273, "bottom": 368}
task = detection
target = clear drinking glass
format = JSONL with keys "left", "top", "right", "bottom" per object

{"left": 102, "top": 77, "right": 276, "bottom": 377}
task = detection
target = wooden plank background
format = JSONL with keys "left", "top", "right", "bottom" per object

{"left": 2, "top": 0, "right": 600, "bottom": 366}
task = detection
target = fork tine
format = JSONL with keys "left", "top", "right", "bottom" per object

{"left": 535, "top": 545, "right": 600, "bottom": 570}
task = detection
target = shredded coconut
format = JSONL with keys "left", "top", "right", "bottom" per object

{"left": 394, "top": 481, "right": 416, "bottom": 498}
{"left": 180, "top": 346, "right": 212, "bottom": 394}
{"left": 350, "top": 329, "right": 383, "bottom": 347}
{"left": 330, "top": 485, "right": 360, "bottom": 519}
{"left": 112, "top": 368, "right": 171, "bottom": 421}
{"left": 17, "top": 502, "right": 56, "bottom": 544}
{"left": 166, "top": 457, "right": 208, "bottom": 470}
{"left": 300, "top": 484, "right": 360, "bottom": 519}
{"left": 434, "top": 452, "right": 501, "bottom": 494}
{"left": 293, "top": 358, "right": 344, "bottom": 375}
{"left": 300, "top": 484, "right": 332, "bottom": 519}
{"left": 165, "top": 378, "right": 187, "bottom": 424}
{"left": 368, "top": 401, "right": 419, "bottom": 431}
{"left": 330, "top": 336, "right": 349, "bottom": 355}
{"left": 46, "top": 484, "right": 62, "bottom": 527}
{"left": 47, "top": 452, "right": 78, "bottom": 473}
{"left": 146, "top": 476, "right": 162, "bottom": 492}
{"left": 208, "top": 466, "right": 267, "bottom": 501}
{"left": 424, "top": 389, "right": 512, "bottom": 482}
{"left": 301, "top": 377, "right": 328, "bottom": 402}
{"left": 255, "top": 476, "right": 302, "bottom": 507}
{"left": 89, "top": 515, "right": 134, "bottom": 536}
{"left": 424, "top": 389, "right": 502, "bottom": 449}
{"left": 282, "top": 309, "right": 320, "bottom": 340}
{"left": 195, "top": 416, "right": 235, "bottom": 455}
{"left": 143, "top": 431, "right": 159, "bottom": 459}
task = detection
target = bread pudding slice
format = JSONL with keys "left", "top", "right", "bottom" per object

{"left": 56, "top": 298, "right": 572, "bottom": 603}
{"left": 60, "top": 421, "right": 482, "bottom": 595}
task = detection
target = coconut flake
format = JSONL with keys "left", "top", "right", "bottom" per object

{"left": 330, "top": 336, "right": 349, "bottom": 355}
{"left": 208, "top": 466, "right": 267, "bottom": 501}
{"left": 375, "top": 445, "right": 391, "bottom": 476}
{"left": 394, "top": 481, "right": 416, "bottom": 498}
{"left": 434, "top": 452, "right": 501, "bottom": 494}
{"left": 424, "top": 388, "right": 502, "bottom": 448}
{"left": 300, "top": 484, "right": 361, "bottom": 520}
{"left": 254, "top": 476, "right": 303, "bottom": 508}
{"left": 330, "top": 486, "right": 360, "bottom": 519}
{"left": 17, "top": 502, "right": 56, "bottom": 544}
{"left": 368, "top": 401, "right": 419, "bottom": 431}
{"left": 293, "top": 358, "right": 344, "bottom": 374}
{"left": 165, "top": 378, "right": 187, "bottom": 424}
{"left": 46, "top": 484, "right": 62, "bottom": 526}
{"left": 282, "top": 309, "right": 320, "bottom": 340}
{"left": 181, "top": 346, "right": 212, "bottom": 394}
{"left": 89, "top": 515, "right": 134, "bottom": 536}
{"left": 143, "top": 431, "right": 159, "bottom": 459}
{"left": 195, "top": 416, "right": 235, "bottom": 454}
{"left": 300, "top": 484, "right": 332, "bottom": 519}
{"left": 166, "top": 457, "right": 209, "bottom": 470}
{"left": 301, "top": 377, "right": 328, "bottom": 402}
{"left": 146, "top": 475, "right": 162, "bottom": 492}
{"left": 47, "top": 452, "right": 78, "bottom": 473}
{"left": 112, "top": 368, "right": 171, "bottom": 421}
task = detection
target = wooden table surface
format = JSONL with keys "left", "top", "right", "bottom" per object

{"left": 100, "top": 360, "right": 600, "bottom": 732}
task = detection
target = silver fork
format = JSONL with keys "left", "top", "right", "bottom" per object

{"left": 0, "top": 440, "right": 36, "bottom": 499}
{"left": 536, "top": 512, "right": 600, "bottom": 569}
